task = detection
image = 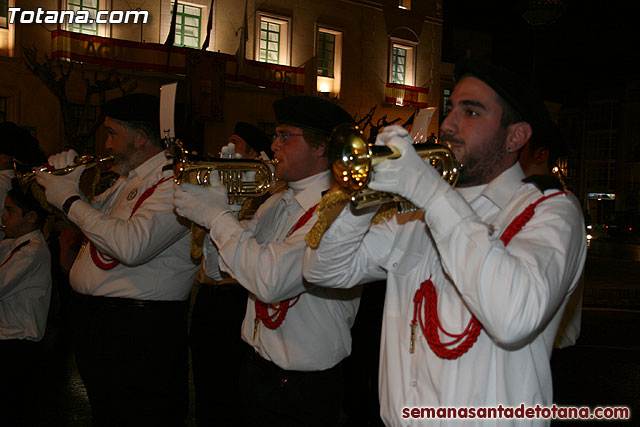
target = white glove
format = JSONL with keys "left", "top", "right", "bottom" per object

{"left": 368, "top": 136, "right": 445, "bottom": 211}
{"left": 173, "top": 173, "right": 232, "bottom": 230}
{"left": 220, "top": 142, "right": 241, "bottom": 159}
{"left": 375, "top": 125, "right": 412, "bottom": 146}
{"left": 35, "top": 166, "right": 85, "bottom": 211}
{"left": 47, "top": 149, "right": 78, "bottom": 170}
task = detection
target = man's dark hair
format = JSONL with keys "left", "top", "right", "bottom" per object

{"left": 495, "top": 95, "right": 524, "bottom": 130}
{"left": 6, "top": 183, "right": 47, "bottom": 229}
{"left": 119, "top": 119, "right": 163, "bottom": 148}
{"left": 301, "top": 129, "right": 329, "bottom": 157}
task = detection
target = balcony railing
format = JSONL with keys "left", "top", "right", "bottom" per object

{"left": 51, "top": 30, "right": 304, "bottom": 93}
{"left": 384, "top": 83, "right": 428, "bottom": 108}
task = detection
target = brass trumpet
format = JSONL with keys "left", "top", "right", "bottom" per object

{"left": 166, "top": 138, "right": 278, "bottom": 202}
{"left": 17, "top": 154, "right": 116, "bottom": 207}
{"left": 328, "top": 123, "right": 461, "bottom": 210}
{"left": 165, "top": 137, "right": 280, "bottom": 260}
{"left": 17, "top": 155, "right": 116, "bottom": 182}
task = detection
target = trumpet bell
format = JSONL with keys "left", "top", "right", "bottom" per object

{"left": 328, "top": 123, "right": 461, "bottom": 210}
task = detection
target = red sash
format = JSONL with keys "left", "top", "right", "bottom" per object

{"left": 89, "top": 176, "right": 174, "bottom": 270}
{"left": 253, "top": 204, "right": 318, "bottom": 335}
{"left": 411, "top": 191, "right": 567, "bottom": 359}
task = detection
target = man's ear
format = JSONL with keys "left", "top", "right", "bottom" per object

{"left": 133, "top": 127, "right": 150, "bottom": 148}
{"left": 312, "top": 143, "right": 327, "bottom": 158}
{"left": 506, "top": 122, "right": 533, "bottom": 153}
{"left": 24, "top": 210, "right": 38, "bottom": 225}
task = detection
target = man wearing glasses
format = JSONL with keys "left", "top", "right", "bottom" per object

{"left": 173, "top": 96, "right": 360, "bottom": 426}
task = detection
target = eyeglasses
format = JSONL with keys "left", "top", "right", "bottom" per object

{"left": 272, "top": 131, "right": 304, "bottom": 143}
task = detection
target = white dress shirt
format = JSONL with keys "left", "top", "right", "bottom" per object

{"left": 205, "top": 170, "right": 361, "bottom": 371}
{"left": 0, "top": 230, "right": 51, "bottom": 341}
{"left": 304, "top": 163, "right": 587, "bottom": 426}
{"left": 68, "top": 151, "right": 196, "bottom": 300}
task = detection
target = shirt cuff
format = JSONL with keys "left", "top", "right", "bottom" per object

{"left": 423, "top": 188, "right": 475, "bottom": 242}
{"left": 65, "top": 198, "right": 92, "bottom": 227}
{"left": 209, "top": 210, "right": 245, "bottom": 247}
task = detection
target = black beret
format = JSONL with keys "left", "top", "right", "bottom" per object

{"left": 0, "top": 122, "right": 46, "bottom": 167}
{"left": 0, "top": 122, "right": 27, "bottom": 157}
{"left": 273, "top": 96, "right": 354, "bottom": 137}
{"left": 102, "top": 93, "right": 160, "bottom": 125}
{"left": 454, "top": 58, "right": 554, "bottom": 145}
{"left": 234, "top": 122, "right": 274, "bottom": 158}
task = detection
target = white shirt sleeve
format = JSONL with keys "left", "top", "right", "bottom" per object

{"left": 67, "top": 179, "right": 188, "bottom": 266}
{"left": 303, "top": 205, "right": 389, "bottom": 289}
{"left": 424, "top": 188, "right": 587, "bottom": 349}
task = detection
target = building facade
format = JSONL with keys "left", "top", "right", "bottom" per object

{"left": 1, "top": 0, "right": 444, "bottom": 157}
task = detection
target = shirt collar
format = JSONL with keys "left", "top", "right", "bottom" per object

{"left": 10, "top": 229, "right": 42, "bottom": 250}
{"left": 0, "top": 169, "right": 16, "bottom": 178}
{"left": 288, "top": 170, "right": 331, "bottom": 211}
{"left": 125, "top": 151, "right": 169, "bottom": 182}
{"left": 478, "top": 162, "right": 526, "bottom": 210}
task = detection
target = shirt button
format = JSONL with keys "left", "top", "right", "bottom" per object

{"left": 411, "top": 379, "right": 417, "bottom": 387}
{"left": 393, "top": 262, "right": 399, "bottom": 268}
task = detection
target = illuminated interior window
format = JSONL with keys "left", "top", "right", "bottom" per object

{"left": 389, "top": 41, "right": 415, "bottom": 86}
{"left": 317, "top": 31, "right": 335, "bottom": 78}
{"left": 260, "top": 20, "right": 280, "bottom": 63}
{"left": 0, "top": 0, "right": 8, "bottom": 29}
{"left": 256, "top": 13, "right": 290, "bottom": 65}
{"left": 398, "top": 0, "right": 411, "bottom": 10}
{"left": 392, "top": 46, "right": 407, "bottom": 84}
{"left": 316, "top": 27, "right": 343, "bottom": 96}
{"left": 171, "top": 3, "right": 202, "bottom": 48}
{"left": 68, "top": 0, "right": 99, "bottom": 35}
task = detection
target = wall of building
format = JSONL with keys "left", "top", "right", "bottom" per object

{"left": 1, "top": 0, "right": 443, "bottom": 159}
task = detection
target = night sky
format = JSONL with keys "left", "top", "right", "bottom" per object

{"left": 442, "top": 0, "right": 638, "bottom": 106}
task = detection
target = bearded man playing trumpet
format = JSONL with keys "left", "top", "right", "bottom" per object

{"left": 173, "top": 96, "right": 360, "bottom": 427}
{"left": 35, "top": 93, "right": 196, "bottom": 427}
{"left": 303, "top": 59, "right": 587, "bottom": 426}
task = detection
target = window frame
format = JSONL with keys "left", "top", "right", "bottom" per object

{"left": 0, "top": 0, "right": 8, "bottom": 29}
{"left": 171, "top": 2, "right": 203, "bottom": 48}
{"left": 67, "top": 0, "right": 100, "bottom": 36}
{"left": 256, "top": 12, "right": 291, "bottom": 66}
{"left": 389, "top": 39, "right": 416, "bottom": 86}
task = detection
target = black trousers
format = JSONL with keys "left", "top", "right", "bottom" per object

{"left": 0, "top": 339, "right": 40, "bottom": 427}
{"left": 71, "top": 292, "right": 189, "bottom": 427}
{"left": 239, "top": 347, "right": 344, "bottom": 427}
{"left": 189, "top": 283, "right": 248, "bottom": 427}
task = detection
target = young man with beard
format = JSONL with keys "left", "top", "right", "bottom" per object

{"left": 174, "top": 96, "right": 360, "bottom": 427}
{"left": 303, "top": 59, "right": 587, "bottom": 426}
{"left": 35, "top": 94, "right": 197, "bottom": 426}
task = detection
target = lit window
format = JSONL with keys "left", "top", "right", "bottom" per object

{"left": 1, "top": 0, "right": 8, "bottom": 29}
{"left": 317, "top": 31, "right": 335, "bottom": 78}
{"left": 398, "top": 0, "right": 411, "bottom": 10}
{"left": 389, "top": 41, "right": 415, "bottom": 86}
{"left": 172, "top": 3, "right": 202, "bottom": 48}
{"left": 68, "top": 0, "right": 99, "bottom": 36}
{"left": 260, "top": 20, "right": 280, "bottom": 63}
{"left": 316, "top": 27, "right": 343, "bottom": 96}
{"left": 256, "top": 13, "right": 290, "bottom": 65}
{"left": 392, "top": 47, "right": 406, "bottom": 84}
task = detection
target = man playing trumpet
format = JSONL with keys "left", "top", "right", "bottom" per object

{"left": 303, "top": 59, "right": 587, "bottom": 426}
{"left": 35, "top": 94, "right": 197, "bottom": 426}
{"left": 174, "top": 96, "right": 359, "bottom": 427}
